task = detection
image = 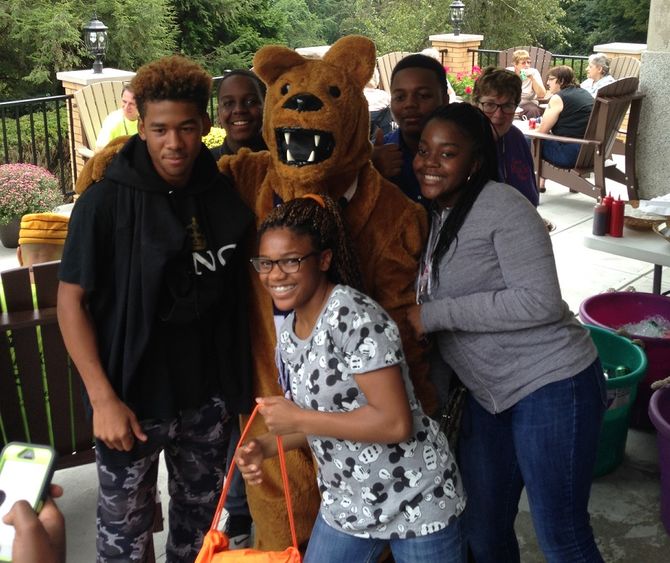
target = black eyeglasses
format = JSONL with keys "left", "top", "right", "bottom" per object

{"left": 250, "top": 252, "right": 319, "bottom": 274}
{"left": 479, "top": 101, "right": 517, "bottom": 115}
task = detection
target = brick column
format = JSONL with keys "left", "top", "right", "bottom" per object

{"left": 429, "top": 33, "right": 484, "bottom": 74}
{"left": 56, "top": 68, "right": 135, "bottom": 181}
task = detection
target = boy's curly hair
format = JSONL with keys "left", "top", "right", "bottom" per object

{"left": 131, "top": 55, "right": 211, "bottom": 118}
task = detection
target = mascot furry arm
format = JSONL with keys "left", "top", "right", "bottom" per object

{"left": 219, "top": 35, "right": 435, "bottom": 550}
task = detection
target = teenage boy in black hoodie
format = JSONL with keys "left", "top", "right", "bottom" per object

{"left": 57, "top": 55, "right": 254, "bottom": 562}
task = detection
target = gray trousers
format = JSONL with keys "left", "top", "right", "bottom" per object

{"left": 96, "top": 396, "right": 230, "bottom": 563}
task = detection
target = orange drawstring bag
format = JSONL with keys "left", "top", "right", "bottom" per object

{"left": 195, "top": 405, "right": 302, "bottom": 563}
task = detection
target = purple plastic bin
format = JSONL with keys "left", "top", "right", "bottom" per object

{"left": 580, "top": 292, "right": 670, "bottom": 430}
{"left": 649, "top": 387, "right": 670, "bottom": 535}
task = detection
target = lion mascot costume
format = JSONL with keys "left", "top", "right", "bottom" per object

{"left": 220, "top": 35, "right": 433, "bottom": 549}
{"left": 73, "top": 35, "right": 433, "bottom": 551}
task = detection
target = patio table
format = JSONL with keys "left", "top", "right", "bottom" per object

{"left": 583, "top": 227, "right": 670, "bottom": 293}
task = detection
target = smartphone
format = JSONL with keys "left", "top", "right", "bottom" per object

{"left": 0, "top": 442, "right": 56, "bottom": 561}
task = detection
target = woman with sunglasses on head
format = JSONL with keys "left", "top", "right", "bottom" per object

{"left": 407, "top": 103, "right": 606, "bottom": 563}
{"left": 236, "top": 195, "right": 465, "bottom": 563}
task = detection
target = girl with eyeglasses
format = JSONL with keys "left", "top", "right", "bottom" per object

{"left": 408, "top": 103, "right": 605, "bottom": 563}
{"left": 239, "top": 195, "right": 465, "bottom": 563}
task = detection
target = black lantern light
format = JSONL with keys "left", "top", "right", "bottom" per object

{"left": 449, "top": 0, "right": 465, "bottom": 36}
{"left": 83, "top": 15, "right": 108, "bottom": 74}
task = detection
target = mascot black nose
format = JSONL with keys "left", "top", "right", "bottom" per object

{"left": 283, "top": 94, "right": 323, "bottom": 112}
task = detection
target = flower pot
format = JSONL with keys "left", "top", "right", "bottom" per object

{"left": 0, "top": 216, "right": 21, "bottom": 248}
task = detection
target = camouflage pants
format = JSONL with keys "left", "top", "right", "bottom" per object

{"left": 96, "top": 396, "right": 230, "bottom": 563}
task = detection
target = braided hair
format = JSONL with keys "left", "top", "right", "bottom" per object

{"left": 259, "top": 196, "right": 363, "bottom": 291}
{"left": 426, "top": 103, "right": 498, "bottom": 285}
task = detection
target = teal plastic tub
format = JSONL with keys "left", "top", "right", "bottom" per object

{"left": 586, "top": 325, "right": 648, "bottom": 477}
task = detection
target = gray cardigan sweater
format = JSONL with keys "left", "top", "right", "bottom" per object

{"left": 420, "top": 181, "right": 597, "bottom": 414}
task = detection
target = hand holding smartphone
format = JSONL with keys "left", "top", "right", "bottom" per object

{"left": 0, "top": 443, "right": 56, "bottom": 561}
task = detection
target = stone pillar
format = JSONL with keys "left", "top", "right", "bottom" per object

{"left": 593, "top": 42, "right": 646, "bottom": 61}
{"left": 56, "top": 68, "right": 135, "bottom": 181}
{"left": 429, "top": 34, "right": 484, "bottom": 74}
{"left": 637, "top": 0, "right": 670, "bottom": 199}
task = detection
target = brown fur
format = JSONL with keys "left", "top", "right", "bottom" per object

{"left": 220, "top": 35, "right": 433, "bottom": 550}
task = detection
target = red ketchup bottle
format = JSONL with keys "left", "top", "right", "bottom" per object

{"left": 609, "top": 196, "right": 625, "bottom": 237}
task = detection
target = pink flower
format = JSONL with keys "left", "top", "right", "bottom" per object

{"left": 465, "top": 86, "right": 473, "bottom": 94}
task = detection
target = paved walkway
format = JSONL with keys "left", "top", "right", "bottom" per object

{"left": 2, "top": 178, "right": 669, "bottom": 561}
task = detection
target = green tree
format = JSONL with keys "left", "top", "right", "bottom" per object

{"left": 0, "top": 0, "right": 177, "bottom": 100}
{"left": 464, "top": 0, "right": 568, "bottom": 52}
{"left": 560, "top": 0, "right": 649, "bottom": 55}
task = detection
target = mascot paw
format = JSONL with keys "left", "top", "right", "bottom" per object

{"left": 75, "top": 135, "right": 129, "bottom": 195}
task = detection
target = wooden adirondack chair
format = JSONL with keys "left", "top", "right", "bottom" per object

{"left": 376, "top": 51, "right": 412, "bottom": 93}
{"left": 0, "top": 260, "right": 164, "bottom": 548}
{"left": 498, "top": 46, "right": 553, "bottom": 83}
{"left": 528, "top": 77, "right": 643, "bottom": 200}
{"left": 0, "top": 261, "right": 94, "bottom": 469}
{"left": 610, "top": 56, "right": 641, "bottom": 80}
{"left": 73, "top": 81, "right": 127, "bottom": 160}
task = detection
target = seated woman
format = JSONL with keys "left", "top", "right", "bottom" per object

{"left": 581, "top": 53, "right": 616, "bottom": 97}
{"left": 538, "top": 65, "right": 594, "bottom": 168}
{"left": 473, "top": 67, "right": 538, "bottom": 206}
{"left": 408, "top": 103, "right": 606, "bottom": 563}
{"left": 506, "top": 49, "right": 546, "bottom": 118}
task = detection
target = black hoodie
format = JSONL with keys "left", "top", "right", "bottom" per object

{"left": 60, "top": 136, "right": 254, "bottom": 461}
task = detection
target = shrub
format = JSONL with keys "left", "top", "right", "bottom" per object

{"left": 1, "top": 106, "right": 72, "bottom": 193}
{"left": 0, "top": 163, "right": 64, "bottom": 225}
{"left": 447, "top": 66, "right": 483, "bottom": 102}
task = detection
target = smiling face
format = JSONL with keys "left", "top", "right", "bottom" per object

{"left": 217, "top": 74, "right": 264, "bottom": 148}
{"left": 139, "top": 100, "right": 210, "bottom": 188}
{"left": 391, "top": 68, "right": 446, "bottom": 140}
{"left": 257, "top": 227, "right": 332, "bottom": 315}
{"left": 413, "top": 118, "right": 479, "bottom": 208}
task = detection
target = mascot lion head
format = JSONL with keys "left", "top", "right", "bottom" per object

{"left": 253, "top": 35, "right": 376, "bottom": 198}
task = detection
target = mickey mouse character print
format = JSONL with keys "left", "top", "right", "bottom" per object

{"left": 237, "top": 196, "right": 465, "bottom": 563}
{"left": 279, "top": 285, "right": 466, "bottom": 539}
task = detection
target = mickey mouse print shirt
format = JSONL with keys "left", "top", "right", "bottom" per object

{"left": 278, "top": 285, "right": 465, "bottom": 539}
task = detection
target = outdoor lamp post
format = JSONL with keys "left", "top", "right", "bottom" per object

{"left": 449, "top": 0, "right": 465, "bottom": 36}
{"left": 83, "top": 15, "right": 108, "bottom": 74}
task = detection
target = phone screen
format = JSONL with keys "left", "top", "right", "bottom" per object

{"left": 0, "top": 445, "right": 55, "bottom": 560}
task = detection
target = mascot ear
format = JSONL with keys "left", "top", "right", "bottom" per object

{"left": 323, "top": 35, "right": 376, "bottom": 90}
{"left": 254, "top": 46, "right": 307, "bottom": 85}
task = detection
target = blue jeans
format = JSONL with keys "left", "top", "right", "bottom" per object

{"left": 304, "top": 512, "right": 465, "bottom": 563}
{"left": 459, "top": 360, "right": 606, "bottom": 563}
{"left": 542, "top": 139, "right": 581, "bottom": 168}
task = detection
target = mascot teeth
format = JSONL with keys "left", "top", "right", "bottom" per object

{"left": 275, "top": 128, "right": 334, "bottom": 167}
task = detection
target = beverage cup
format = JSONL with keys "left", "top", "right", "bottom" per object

{"left": 529, "top": 118, "right": 537, "bottom": 129}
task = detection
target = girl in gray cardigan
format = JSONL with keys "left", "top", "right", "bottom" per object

{"left": 407, "top": 103, "right": 605, "bottom": 563}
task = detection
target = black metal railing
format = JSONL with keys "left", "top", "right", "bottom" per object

{"left": 468, "top": 49, "right": 589, "bottom": 80}
{"left": 0, "top": 94, "right": 76, "bottom": 195}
